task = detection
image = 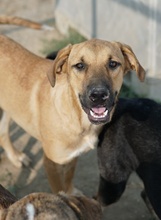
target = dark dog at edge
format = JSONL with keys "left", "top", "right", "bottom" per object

{"left": 97, "top": 97, "right": 161, "bottom": 219}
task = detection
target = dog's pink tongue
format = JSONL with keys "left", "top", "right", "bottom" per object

{"left": 91, "top": 107, "right": 106, "bottom": 115}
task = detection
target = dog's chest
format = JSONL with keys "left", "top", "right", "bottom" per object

{"left": 67, "top": 132, "right": 98, "bottom": 161}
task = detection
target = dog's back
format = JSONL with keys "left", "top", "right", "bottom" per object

{"left": 0, "top": 184, "right": 102, "bottom": 220}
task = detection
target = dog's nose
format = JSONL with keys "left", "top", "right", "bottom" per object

{"left": 89, "top": 88, "right": 109, "bottom": 103}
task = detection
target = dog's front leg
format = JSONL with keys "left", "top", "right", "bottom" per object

{"left": 43, "top": 154, "right": 78, "bottom": 194}
{"left": 0, "top": 111, "right": 30, "bottom": 167}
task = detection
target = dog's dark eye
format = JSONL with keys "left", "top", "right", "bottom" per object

{"left": 74, "top": 63, "right": 85, "bottom": 71}
{"left": 108, "top": 60, "right": 120, "bottom": 69}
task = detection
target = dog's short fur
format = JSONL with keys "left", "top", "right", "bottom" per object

{"left": 0, "top": 185, "right": 102, "bottom": 220}
{"left": 0, "top": 35, "right": 145, "bottom": 193}
{"left": 0, "top": 15, "right": 53, "bottom": 30}
{"left": 97, "top": 98, "right": 161, "bottom": 219}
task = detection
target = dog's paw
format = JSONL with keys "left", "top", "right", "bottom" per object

{"left": 7, "top": 151, "right": 31, "bottom": 168}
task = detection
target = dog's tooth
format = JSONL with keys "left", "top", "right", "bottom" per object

{"left": 90, "top": 109, "right": 108, "bottom": 119}
{"left": 90, "top": 110, "right": 95, "bottom": 117}
{"left": 103, "top": 110, "right": 108, "bottom": 117}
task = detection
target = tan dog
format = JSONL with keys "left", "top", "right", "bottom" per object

{"left": 0, "top": 15, "right": 53, "bottom": 30}
{"left": 0, "top": 185, "right": 102, "bottom": 220}
{"left": 0, "top": 35, "right": 145, "bottom": 193}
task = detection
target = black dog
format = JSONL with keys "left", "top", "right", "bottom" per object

{"left": 97, "top": 98, "right": 161, "bottom": 219}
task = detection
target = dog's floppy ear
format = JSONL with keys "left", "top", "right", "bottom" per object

{"left": 47, "top": 44, "right": 72, "bottom": 87}
{"left": 117, "top": 42, "right": 145, "bottom": 82}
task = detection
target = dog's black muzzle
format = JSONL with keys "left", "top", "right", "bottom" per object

{"left": 79, "top": 81, "right": 116, "bottom": 124}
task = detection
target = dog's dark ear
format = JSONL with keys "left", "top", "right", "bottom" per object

{"left": 117, "top": 42, "right": 145, "bottom": 82}
{"left": 47, "top": 44, "right": 72, "bottom": 87}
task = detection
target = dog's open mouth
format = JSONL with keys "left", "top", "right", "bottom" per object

{"left": 86, "top": 106, "right": 110, "bottom": 124}
{"left": 79, "top": 95, "right": 114, "bottom": 124}
{"left": 90, "top": 107, "right": 108, "bottom": 119}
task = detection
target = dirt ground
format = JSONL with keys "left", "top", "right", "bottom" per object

{"left": 0, "top": 1, "right": 153, "bottom": 219}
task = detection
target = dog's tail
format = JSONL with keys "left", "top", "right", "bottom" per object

{"left": 0, "top": 15, "right": 54, "bottom": 31}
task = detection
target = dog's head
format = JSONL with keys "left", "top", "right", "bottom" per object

{"left": 47, "top": 39, "right": 145, "bottom": 125}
